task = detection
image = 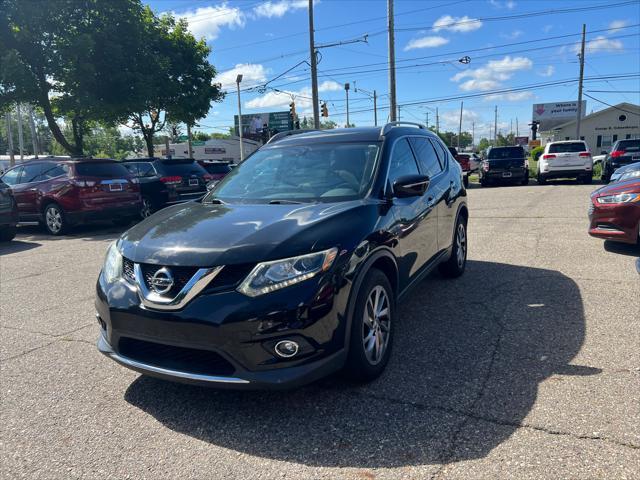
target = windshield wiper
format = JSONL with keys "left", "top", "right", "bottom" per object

{"left": 268, "top": 199, "right": 304, "bottom": 205}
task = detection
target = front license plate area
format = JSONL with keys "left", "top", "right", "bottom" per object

{"left": 189, "top": 178, "right": 198, "bottom": 186}
{"left": 109, "top": 183, "right": 123, "bottom": 192}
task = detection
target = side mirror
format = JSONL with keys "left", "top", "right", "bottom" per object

{"left": 393, "top": 174, "right": 430, "bottom": 198}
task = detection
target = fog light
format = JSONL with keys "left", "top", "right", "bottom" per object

{"left": 274, "top": 340, "right": 299, "bottom": 358}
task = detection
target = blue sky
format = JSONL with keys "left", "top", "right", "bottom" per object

{"left": 145, "top": 0, "right": 640, "bottom": 139}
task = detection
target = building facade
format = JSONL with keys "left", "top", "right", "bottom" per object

{"left": 153, "top": 136, "right": 260, "bottom": 162}
{"left": 541, "top": 103, "right": 640, "bottom": 153}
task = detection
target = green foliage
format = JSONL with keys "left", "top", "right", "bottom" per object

{"left": 477, "top": 138, "right": 491, "bottom": 152}
{"left": 530, "top": 146, "right": 544, "bottom": 161}
{"left": 428, "top": 128, "right": 473, "bottom": 148}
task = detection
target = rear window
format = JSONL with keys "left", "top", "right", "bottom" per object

{"left": 488, "top": 147, "right": 525, "bottom": 159}
{"left": 75, "top": 162, "right": 130, "bottom": 178}
{"left": 548, "top": 142, "right": 587, "bottom": 153}
{"left": 158, "top": 160, "right": 207, "bottom": 176}
{"left": 202, "top": 163, "right": 232, "bottom": 174}
{"left": 617, "top": 140, "right": 640, "bottom": 152}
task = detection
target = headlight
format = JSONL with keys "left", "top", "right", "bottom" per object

{"left": 596, "top": 193, "right": 640, "bottom": 204}
{"left": 238, "top": 248, "right": 338, "bottom": 297}
{"left": 102, "top": 242, "right": 123, "bottom": 283}
{"left": 620, "top": 171, "right": 640, "bottom": 181}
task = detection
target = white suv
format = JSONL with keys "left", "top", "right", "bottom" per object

{"left": 538, "top": 140, "right": 593, "bottom": 184}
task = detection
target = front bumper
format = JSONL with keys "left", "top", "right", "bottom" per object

{"left": 588, "top": 202, "right": 640, "bottom": 244}
{"left": 95, "top": 265, "right": 352, "bottom": 389}
{"left": 539, "top": 167, "right": 591, "bottom": 179}
{"left": 67, "top": 203, "right": 142, "bottom": 224}
{"left": 482, "top": 167, "right": 527, "bottom": 181}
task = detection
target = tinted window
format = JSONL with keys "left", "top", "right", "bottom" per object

{"left": 388, "top": 139, "right": 420, "bottom": 185}
{"left": 40, "top": 163, "right": 69, "bottom": 180}
{"left": 208, "top": 143, "right": 380, "bottom": 203}
{"left": 430, "top": 139, "right": 450, "bottom": 169}
{"left": 138, "top": 162, "right": 156, "bottom": 177}
{"left": 157, "top": 161, "right": 208, "bottom": 177}
{"left": 202, "top": 163, "right": 232, "bottom": 174}
{"left": 21, "top": 163, "right": 45, "bottom": 183}
{"left": 617, "top": 140, "right": 640, "bottom": 152}
{"left": 488, "top": 147, "right": 525, "bottom": 159}
{"left": 122, "top": 163, "right": 139, "bottom": 176}
{"left": 548, "top": 142, "right": 588, "bottom": 153}
{"left": 75, "top": 162, "right": 130, "bottom": 178}
{"left": 409, "top": 137, "right": 442, "bottom": 178}
{"left": 2, "top": 167, "right": 22, "bottom": 186}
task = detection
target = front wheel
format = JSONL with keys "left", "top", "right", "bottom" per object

{"left": 537, "top": 172, "right": 546, "bottom": 185}
{"left": 521, "top": 172, "right": 529, "bottom": 185}
{"left": 581, "top": 175, "right": 593, "bottom": 184}
{"left": 439, "top": 216, "right": 468, "bottom": 278}
{"left": 140, "top": 196, "right": 153, "bottom": 219}
{"left": 43, "top": 203, "right": 67, "bottom": 236}
{"left": 0, "top": 225, "right": 17, "bottom": 242}
{"left": 344, "top": 269, "right": 395, "bottom": 383}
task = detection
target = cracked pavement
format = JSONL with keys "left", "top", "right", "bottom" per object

{"left": 1, "top": 182, "right": 639, "bottom": 479}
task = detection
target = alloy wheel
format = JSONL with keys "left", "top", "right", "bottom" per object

{"left": 362, "top": 285, "right": 391, "bottom": 365}
{"left": 141, "top": 198, "right": 152, "bottom": 218}
{"left": 45, "top": 206, "right": 62, "bottom": 234}
{"left": 456, "top": 222, "right": 467, "bottom": 268}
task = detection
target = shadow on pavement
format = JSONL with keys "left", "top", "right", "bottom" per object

{"left": 14, "top": 222, "right": 128, "bottom": 244}
{"left": 0, "top": 239, "right": 41, "bottom": 255}
{"left": 124, "top": 260, "right": 597, "bottom": 468}
{"left": 603, "top": 240, "right": 640, "bottom": 257}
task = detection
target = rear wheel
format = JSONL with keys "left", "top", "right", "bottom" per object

{"left": 439, "top": 215, "right": 468, "bottom": 278}
{"left": 140, "top": 196, "right": 153, "bottom": 219}
{"left": 0, "top": 225, "right": 17, "bottom": 242}
{"left": 537, "top": 171, "right": 546, "bottom": 185}
{"left": 521, "top": 172, "right": 529, "bottom": 185}
{"left": 344, "top": 269, "right": 395, "bottom": 382}
{"left": 43, "top": 203, "right": 66, "bottom": 236}
{"left": 463, "top": 175, "right": 469, "bottom": 188}
{"left": 581, "top": 175, "right": 593, "bottom": 184}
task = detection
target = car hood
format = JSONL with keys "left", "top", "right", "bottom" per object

{"left": 591, "top": 178, "right": 640, "bottom": 197}
{"left": 118, "top": 200, "right": 376, "bottom": 266}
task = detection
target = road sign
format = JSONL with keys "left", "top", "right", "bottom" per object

{"left": 529, "top": 139, "right": 541, "bottom": 148}
{"left": 177, "top": 135, "right": 189, "bottom": 142}
{"left": 191, "top": 140, "right": 205, "bottom": 146}
{"left": 532, "top": 101, "right": 586, "bottom": 131}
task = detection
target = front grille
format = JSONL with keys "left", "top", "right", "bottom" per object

{"left": 123, "top": 258, "right": 135, "bottom": 283}
{"left": 588, "top": 202, "right": 595, "bottom": 216}
{"left": 140, "top": 263, "right": 199, "bottom": 297}
{"left": 118, "top": 337, "right": 235, "bottom": 376}
{"left": 203, "top": 263, "right": 255, "bottom": 293}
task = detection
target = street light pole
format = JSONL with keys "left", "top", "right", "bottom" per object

{"left": 345, "top": 83, "right": 350, "bottom": 128}
{"left": 576, "top": 23, "right": 586, "bottom": 139}
{"left": 308, "top": 0, "right": 320, "bottom": 129}
{"left": 5, "top": 111, "right": 15, "bottom": 167}
{"left": 387, "top": 0, "right": 397, "bottom": 122}
{"left": 236, "top": 74, "right": 244, "bottom": 162}
{"left": 16, "top": 104, "right": 24, "bottom": 161}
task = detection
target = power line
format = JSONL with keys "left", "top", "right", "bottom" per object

{"left": 581, "top": 93, "right": 640, "bottom": 116}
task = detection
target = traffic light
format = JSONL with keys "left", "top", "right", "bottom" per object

{"left": 321, "top": 103, "right": 328, "bottom": 117}
{"left": 289, "top": 102, "right": 296, "bottom": 119}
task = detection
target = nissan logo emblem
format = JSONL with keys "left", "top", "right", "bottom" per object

{"left": 150, "top": 267, "right": 174, "bottom": 295}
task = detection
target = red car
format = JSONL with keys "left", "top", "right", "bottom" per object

{"left": 0, "top": 157, "right": 141, "bottom": 235}
{"left": 448, "top": 146, "right": 470, "bottom": 187}
{"left": 588, "top": 178, "right": 640, "bottom": 244}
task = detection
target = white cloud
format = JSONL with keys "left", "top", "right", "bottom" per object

{"left": 489, "top": 0, "right": 516, "bottom": 9}
{"left": 542, "top": 24, "right": 553, "bottom": 33}
{"left": 484, "top": 91, "right": 535, "bottom": 101}
{"left": 451, "top": 55, "right": 533, "bottom": 92}
{"left": 433, "top": 15, "right": 483, "bottom": 33}
{"left": 217, "top": 64, "right": 269, "bottom": 90}
{"left": 244, "top": 80, "right": 342, "bottom": 110}
{"left": 253, "top": 0, "right": 311, "bottom": 18}
{"left": 404, "top": 36, "right": 449, "bottom": 51}
{"left": 440, "top": 109, "right": 482, "bottom": 130}
{"left": 573, "top": 35, "right": 624, "bottom": 54}
{"left": 608, "top": 20, "right": 628, "bottom": 33}
{"left": 174, "top": 4, "right": 245, "bottom": 41}
{"left": 500, "top": 30, "right": 523, "bottom": 40}
{"left": 538, "top": 65, "right": 555, "bottom": 77}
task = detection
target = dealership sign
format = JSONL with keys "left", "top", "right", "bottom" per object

{"left": 234, "top": 111, "right": 291, "bottom": 140}
{"left": 532, "top": 101, "right": 586, "bottom": 131}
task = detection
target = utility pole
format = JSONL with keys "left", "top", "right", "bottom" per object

{"left": 187, "top": 123, "right": 193, "bottom": 159}
{"left": 5, "top": 111, "right": 15, "bottom": 167}
{"left": 576, "top": 23, "right": 586, "bottom": 139}
{"left": 457, "top": 101, "right": 463, "bottom": 149}
{"left": 397, "top": 105, "right": 401, "bottom": 121}
{"left": 472, "top": 121, "right": 475, "bottom": 149}
{"left": 236, "top": 74, "right": 244, "bottom": 161}
{"left": 387, "top": 0, "right": 397, "bottom": 122}
{"left": 425, "top": 112, "right": 429, "bottom": 129}
{"left": 165, "top": 137, "right": 171, "bottom": 159}
{"left": 345, "top": 82, "right": 350, "bottom": 127}
{"left": 16, "top": 104, "right": 24, "bottom": 161}
{"left": 373, "top": 90, "right": 378, "bottom": 126}
{"left": 516, "top": 116, "right": 519, "bottom": 137}
{"left": 510, "top": 118, "right": 513, "bottom": 136}
{"left": 308, "top": 0, "right": 320, "bottom": 129}
{"left": 27, "top": 105, "right": 39, "bottom": 158}
{"left": 494, "top": 105, "right": 498, "bottom": 145}
{"left": 435, "top": 107, "right": 439, "bottom": 134}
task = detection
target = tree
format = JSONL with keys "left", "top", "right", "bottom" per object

{"left": 126, "top": 12, "right": 224, "bottom": 157}
{"left": 477, "top": 138, "right": 491, "bottom": 152}
{"left": 1, "top": 0, "right": 151, "bottom": 156}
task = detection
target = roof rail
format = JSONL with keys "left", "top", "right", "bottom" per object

{"left": 381, "top": 121, "right": 425, "bottom": 136}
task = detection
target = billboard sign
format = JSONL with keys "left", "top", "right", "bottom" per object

{"left": 234, "top": 111, "right": 291, "bottom": 141}
{"left": 515, "top": 136, "right": 529, "bottom": 147}
{"left": 532, "top": 101, "right": 586, "bottom": 131}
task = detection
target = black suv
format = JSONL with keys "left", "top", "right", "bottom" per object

{"left": 122, "top": 158, "right": 213, "bottom": 216}
{"left": 601, "top": 139, "right": 640, "bottom": 183}
{"left": 96, "top": 123, "right": 468, "bottom": 389}
{"left": 479, "top": 146, "right": 529, "bottom": 186}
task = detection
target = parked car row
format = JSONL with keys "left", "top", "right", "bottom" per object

{"left": 0, "top": 156, "right": 235, "bottom": 239}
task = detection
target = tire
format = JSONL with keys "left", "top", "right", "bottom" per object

{"left": 0, "top": 225, "right": 17, "bottom": 242}
{"left": 43, "top": 203, "right": 67, "bottom": 236}
{"left": 521, "top": 172, "right": 529, "bottom": 185}
{"left": 439, "top": 214, "right": 468, "bottom": 278}
{"left": 601, "top": 173, "right": 610, "bottom": 184}
{"left": 581, "top": 175, "right": 593, "bottom": 184}
{"left": 463, "top": 175, "right": 469, "bottom": 188}
{"left": 537, "top": 172, "right": 546, "bottom": 185}
{"left": 344, "top": 268, "right": 395, "bottom": 383}
{"left": 140, "top": 196, "right": 153, "bottom": 219}
{"left": 480, "top": 177, "right": 488, "bottom": 187}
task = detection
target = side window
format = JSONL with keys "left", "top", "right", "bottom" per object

{"left": 409, "top": 138, "right": 443, "bottom": 178}
{"left": 138, "top": 162, "right": 156, "bottom": 177}
{"left": 20, "top": 163, "right": 45, "bottom": 183}
{"left": 123, "top": 163, "right": 139, "bottom": 177}
{"left": 2, "top": 167, "right": 22, "bottom": 186}
{"left": 430, "top": 139, "right": 450, "bottom": 169}
{"left": 388, "top": 138, "right": 420, "bottom": 185}
{"left": 40, "top": 164, "right": 69, "bottom": 180}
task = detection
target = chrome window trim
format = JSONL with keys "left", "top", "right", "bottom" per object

{"left": 133, "top": 263, "right": 224, "bottom": 311}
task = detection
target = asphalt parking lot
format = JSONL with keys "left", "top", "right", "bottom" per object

{"left": 1, "top": 181, "right": 639, "bottom": 479}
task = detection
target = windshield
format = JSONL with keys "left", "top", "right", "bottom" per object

{"left": 617, "top": 140, "right": 640, "bottom": 152}
{"left": 548, "top": 142, "right": 587, "bottom": 153}
{"left": 74, "top": 162, "right": 130, "bottom": 178}
{"left": 204, "top": 142, "right": 380, "bottom": 203}
{"left": 158, "top": 161, "right": 208, "bottom": 176}
{"left": 488, "top": 147, "right": 525, "bottom": 159}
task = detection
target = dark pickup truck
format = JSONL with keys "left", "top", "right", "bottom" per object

{"left": 479, "top": 146, "right": 529, "bottom": 187}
